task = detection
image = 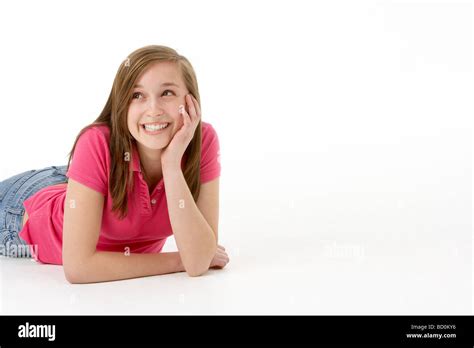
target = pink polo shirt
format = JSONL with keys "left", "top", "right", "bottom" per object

{"left": 18, "top": 121, "right": 221, "bottom": 265}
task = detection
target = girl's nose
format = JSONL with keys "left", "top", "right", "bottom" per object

{"left": 147, "top": 99, "right": 164, "bottom": 114}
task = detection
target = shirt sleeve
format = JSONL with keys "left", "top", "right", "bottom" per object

{"left": 66, "top": 127, "right": 109, "bottom": 195}
{"left": 200, "top": 123, "right": 222, "bottom": 183}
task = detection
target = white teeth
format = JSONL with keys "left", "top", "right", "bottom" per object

{"left": 143, "top": 123, "right": 169, "bottom": 131}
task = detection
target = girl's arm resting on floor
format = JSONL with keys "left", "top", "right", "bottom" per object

{"left": 63, "top": 178, "right": 188, "bottom": 284}
{"left": 66, "top": 251, "right": 185, "bottom": 284}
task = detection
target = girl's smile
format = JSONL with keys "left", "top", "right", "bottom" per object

{"left": 141, "top": 122, "right": 171, "bottom": 135}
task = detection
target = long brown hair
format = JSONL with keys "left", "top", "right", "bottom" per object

{"left": 66, "top": 45, "right": 202, "bottom": 220}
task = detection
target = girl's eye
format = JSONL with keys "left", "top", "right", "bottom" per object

{"left": 132, "top": 90, "right": 175, "bottom": 99}
{"left": 162, "top": 90, "right": 175, "bottom": 96}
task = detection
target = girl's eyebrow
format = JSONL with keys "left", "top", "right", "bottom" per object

{"left": 133, "top": 82, "right": 180, "bottom": 88}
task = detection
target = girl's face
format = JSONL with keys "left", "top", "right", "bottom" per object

{"left": 127, "top": 61, "right": 188, "bottom": 151}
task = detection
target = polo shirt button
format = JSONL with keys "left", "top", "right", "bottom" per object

{"left": 151, "top": 198, "right": 157, "bottom": 205}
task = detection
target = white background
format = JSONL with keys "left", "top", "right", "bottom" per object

{"left": 0, "top": 0, "right": 472, "bottom": 314}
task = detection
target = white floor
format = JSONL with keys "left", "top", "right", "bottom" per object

{"left": 1, "top": 212, "right": 471, "bottom": 315}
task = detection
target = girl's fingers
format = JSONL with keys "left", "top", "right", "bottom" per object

{"left": 215, "top": 252, "right": 228, "bottom": 261}
{"left": 190, "top": 94, "right": 201, "bottom": 117}
{"left": 179, "top": 105, "right": 186, "bottom": 126}
{"left": 191, "top": 94, "right": 201, "bottom": 120}
{"left": 186, "top": 94, "right": 196, "bottom": 122}
{"left": 179, "top": 104, "right": 191, "bottom": 127}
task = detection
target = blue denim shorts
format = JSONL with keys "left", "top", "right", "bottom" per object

{"left": 0, "top": 165, "right": 68, "bottom": 258}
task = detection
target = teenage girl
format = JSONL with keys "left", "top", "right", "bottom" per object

{"left": 0, "top": 45, "right": 229, "bottom": 283}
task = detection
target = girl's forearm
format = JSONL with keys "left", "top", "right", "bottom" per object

{"left": 162, "top": 163, "right": 217, "bottom": 276}
{"left": 65, "top": 251, "right": 185, "bottom": 284}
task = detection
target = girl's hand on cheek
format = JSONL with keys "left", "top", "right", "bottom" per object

{"left": 161, "top": 93, "right": 201, "bottom": 168}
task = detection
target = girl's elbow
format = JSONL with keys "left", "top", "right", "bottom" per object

{"left": 64, "top": 268, "right": 84, "bottom": 284}
{"left": 186, "top": 268, "right": 208, "bottom": 277}
{"left": 185, "top": 261, "right": 210, "bottom": 277}
{"left": 63, "top": 261, "right": 89, "bottom": 284}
